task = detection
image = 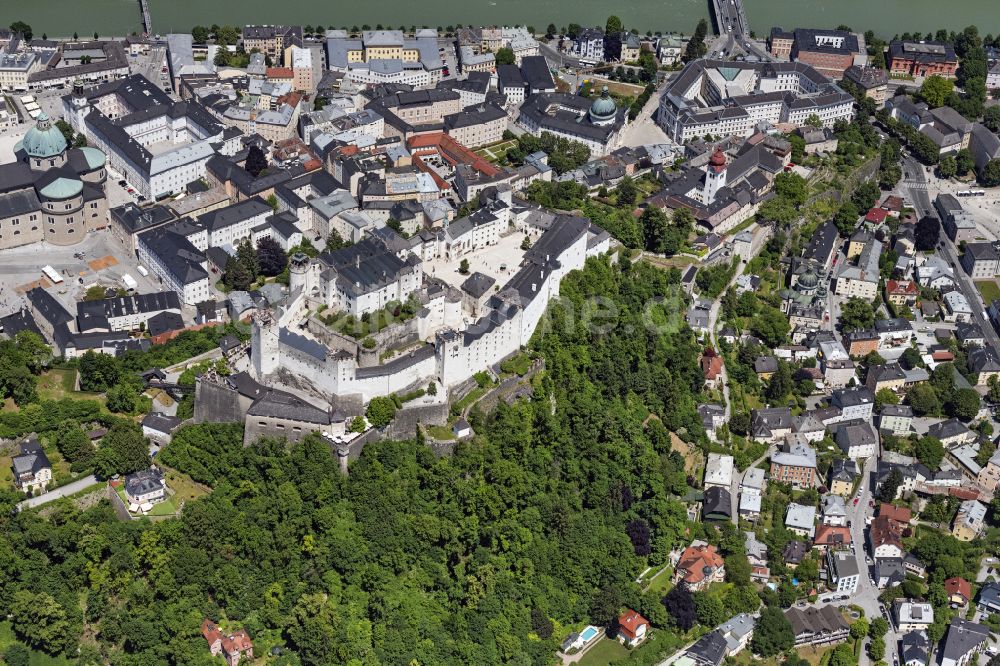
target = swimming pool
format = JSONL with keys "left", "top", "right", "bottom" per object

{"left": 580, "top": 626, "right": 599, "bottom": 642}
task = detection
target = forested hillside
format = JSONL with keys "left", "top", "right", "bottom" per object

{"left": 0, "top": 255, "right": 710, "bottom": 665}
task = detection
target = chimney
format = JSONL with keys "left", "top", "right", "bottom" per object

{"left": 531, "top": 283, "right": 536, "bottom": 292}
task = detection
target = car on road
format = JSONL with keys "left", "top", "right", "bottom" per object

{"left": 853, "top": 497, "right": 859, "bottom": 505}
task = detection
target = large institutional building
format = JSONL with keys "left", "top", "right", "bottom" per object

{"left": 658, "top": 59, "right": 854, "bottom": 143}
{"left": 325, "top": 29, "right": 444, "bottom": 88}
{"left": 63, "top": 75, "right": 232, "bottom": 200}
{"left": 0, "top": 113, "right": 108, "bottom": 250}
{"left": 516, "top": 87, "right": 626, "bottom": 157}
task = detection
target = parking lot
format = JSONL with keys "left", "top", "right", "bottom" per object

{"left": 0, "top": 230, "right": 173, "bottom": 318}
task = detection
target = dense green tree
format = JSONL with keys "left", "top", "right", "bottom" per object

{"left": 839, "top": 298, "right": 875, "bottom": 332}
{"left": 982, "top": 159, "right": 1000, "bottom": 187}
{"left": 751, "top": 606, "right": 795, "bottom": 656}
{"left": 223, "top": 256, "right": 253, "bottom": 291}
{"left": 939, "top": 155, "right": 957, "bottom": 178}
{"left": 366, "top": 396, "right": 397, "bottom": 427}
{"left": 105, "top": 384, "right": 139, "bottom": 414}
{"left": 605, "top": 15, "right": 623, "bottom": 35}
{"left": 833, "top": 201, "right": 860, "bottom": 235}
{"left": 9, "top": 590, "right": 73, "bottom": 654}
{"left": 257, "top": 236, "right": 288, "bottom": 276}
{"left": 694, "top": 592, "right": 726, "bottom": 627}
{"left": 750, "top": 305, "right": 790, "bottom": 348}
{"left": 494, "top": 47, "right": 515, "bottom": 65}
{"left": 663, "top": 585, "right": 696, "bottom": 630}
{"left": 9, "top": 21, "right": 32, "bottom": 41}
{"left": 919, "top": 75, "right": 955, "bottom": 107}
{"left": 908, "top": 383, "right": 941, "bottom": 416}
{"left": 949, "top": 388, "right": 981, "bottom": 421}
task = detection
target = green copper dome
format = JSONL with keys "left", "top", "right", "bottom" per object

{"left": 589, "top": 87, "right": 618, "bottom": 123}
{"left": 78, "top": 146, "right": 107, "bottom": 170}
{"left": 22, "top": 113, "right": 68, "bottom": 159}
{"left": 39, "top": 176, "right": 83, "bottom": 200}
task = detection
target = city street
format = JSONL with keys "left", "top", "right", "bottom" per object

{"left": 901, "top": 154, "right": 1000, "bottom": 353}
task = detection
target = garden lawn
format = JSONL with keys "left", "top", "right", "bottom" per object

{"left": 976, "top": 280, "right": 1000, "bottom": 306}
{"left": 576, "top": 636, "right": 630, "bottom": 666}
{"left": 36, "top": 368, "right": 105, "bottom": 403}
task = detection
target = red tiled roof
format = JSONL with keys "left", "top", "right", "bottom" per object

{"left": 866, "top": 207, "right": 889, "bottom": 224}
{"left": 814, "top": 524, "right": 852, "bottom": 547}
{"left": 617, "top": 609, "right": 649, "bottom": 640}
{"left": 949, "top": 486, "right": 980, "bottom": 501}
{"left": 878, "top": 503, "right": 912, "bottom": 523}
{"left": 702, "top": 355, "right": 724, "bottom": 380}
{"left": 882, "top": 195, "right": 904, "bottom": 212}
{"left": 266, "top": 67, "right": 294, "bottom": 78}
{"left": 932, "top": 351, "right": 955, "bottom": 362}
{"left": 869, "top": 515, "right": 903, "bottom": 550}
{"left": 222, "top": 629, "right": 253, "bottom": 654}
{"left": 201, "top": 619, "right": 222, "bottom": 645}
{"left": 886, "top": 279, "right": 918, "bottom": 295}
{"left": 677, "top": 543, "right": 725, "bottom": 585}
{"left": 945, "top": 576, "right": 972, "bottom": 601}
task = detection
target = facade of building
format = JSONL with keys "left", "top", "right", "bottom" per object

{"left": 888, "top": 41, "right": 959, "bottom": 78}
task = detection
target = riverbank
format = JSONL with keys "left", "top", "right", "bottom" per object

{"left": 3, "top": 0, "right": 997, "bottom": 43}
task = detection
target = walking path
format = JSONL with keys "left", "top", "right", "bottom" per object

{"left": 18, "top": 475, "right": 98, "bottom": 510}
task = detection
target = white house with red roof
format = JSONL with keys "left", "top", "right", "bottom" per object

{"left": 617, "top": 609, "right": 650, "bottom": 648}
{"left": 201, "top": 619, "right": 254, "bottom": 666}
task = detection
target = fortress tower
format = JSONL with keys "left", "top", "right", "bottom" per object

{"left": 251, "top": 309, "right": 280, "bottom": 377}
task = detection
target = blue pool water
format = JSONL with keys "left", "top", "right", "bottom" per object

{"left": 580, "top": 627, "right": 599, "bottom": 642}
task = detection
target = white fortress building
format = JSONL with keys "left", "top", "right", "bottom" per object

{"left": 658, "top": 59, "right": 855, "bottom": 143}
{"left": 250, "top": 213, "right": 610, "bottom": 404}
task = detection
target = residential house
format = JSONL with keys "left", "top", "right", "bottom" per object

{"left": 827, "top": 549, "right": 860, "bottom": 594}
{"left": 877, "top": 404, "right": 913, "bottom": 435}
{"left": 674, "top": 542, "right": 726, "bottom": 592}
{"left": 123, "top": 467, "right": 167, "bottom": 507}
{"left": 703, "top": 486, "right": 732, "bottom": 522}
{"left": 828, "top": 459, "right": 859, "bottom": 496}
{"left": 784, "top": 606, "right": 850, "bottom": 647}
{"left": 943, "top": 290, "right": 973, "bottom": 323}
{"left": 141, "top": 413, "right": 182, "bottom": 444}
{"left": 928, "top": 418, "right": 975, "bottom": 447}
{"left": 681, "top": 630, "right": 728, "bottom": 666}
{"left": 879, "top": 503, "right": 912, "bottom": 524}
{"left": 739, "top": 488, "right": 762, "bottom": 521}
{"left": 875, "top": 318, "right": 914, "bottom": 349}
{"left": 831, "top": 387, "right": 875, "bottom": 422}
{"left": 201, "top": 619, "right": 254, "bottom": 666}
{"left": 785, "top": 502, "right": 817, "bottom": 538}
{"left": 783, "top": 540, "right": 808, "bottom": 569}
{"left": 961, "top": 242, "right": 1000, "bottom": 278}
{"left": 939, "top": 617, "right": 989, "bottom": 666}
{"left": 741, "top": 467, "right": 765, "bottom": 494}
{"left": 900, "top": 632, "right": 930, "bottom": 666}
{"left": 844, "top": 330, "right": 880, "bottom": 357}
{"left": 704, "top": 453, "right": 735, "bottom": 490}
{"left": 866, "top": 363, "right": 906, "bottom": 393}
{"left": 814, "top": 525, "right": 852, "bottom": 554}
{"left": 875, "top": 558, "right": 906, "bottom": 588}
{"left": 976, "top": 581, "right": 1000, "bottom": 615}
{"left": 945, "top": 576, "right": 973, "bottom": 608}
{"left": 617, "top": 609, "right": 650, "bottom": 648}
{"left": 821, "top": 495, "right": 848, "bottom": 526}
{"left": 869, "top": 515, "right": 904, "bottom": 561}
{"left": 969, "top": 345, "right": 1000, "bottom": 386}
{"left": 11, "top": 437, "right": 51, "bottom": 494}
{"left": 699, "top": 404, "right": 727, "bottom": 441}
{"left": 836, "top": 421, "right": 879, "bottom": 459}
{"left": 835, "top": 240, "right": 880, "bottom": 300}
{"left": 894, "top": 600, "right": 934, "bottom": 632}
{"left": 951, "top": 499, "right": 988, "bottom": 542}
{"left": 770, "top": 439, "right": 818, "bottom": 488}
{"left": 746, "top": 531, "right": 771, "bottom": 581}
{"left": 976, "top": 449, "right": 1000, "bottom": 494}
{"left": 754, "top": 355, "right": 779, "bottom": 380}
{"left": 752, "top": 407, "right": 793, "bottom": 443}
{"left": 956, "top": 322, "right": 986, "bottom": 347}
{"left": 717, "top": 614, "right": 755, "bottom": 656}
{"left": 885, "top": 279, "right": 919, "bottom": 307}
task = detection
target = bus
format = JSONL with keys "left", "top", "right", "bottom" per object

{"left": 957, "top": 190, "right": 986, "bottom": 197}
{"left": 41, "top": 265, "right": 63, "bottom": 284}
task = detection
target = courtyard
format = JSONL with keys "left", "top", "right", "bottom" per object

{"left": 424, "top": 227, "right": 530, "bottom": 297}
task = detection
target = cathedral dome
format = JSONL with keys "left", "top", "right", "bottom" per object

{"left": 21, "top": 113, "right": 68, "bottom": 159}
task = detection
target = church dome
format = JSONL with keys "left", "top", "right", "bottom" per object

{"left": 797, "top": 269, "right": 819, "bottom": 290}
{"left": 589, "top": 87, "right": 618, "bottom": 124}
{"left": 709, "top": 147, "right": 727, "bottom": 168}
{"left": 21, "top": 113, "right": 68, "bottom": 159}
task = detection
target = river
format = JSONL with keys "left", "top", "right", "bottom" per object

{"left": 1, "top": 0, "right": 997, "bottom": 43}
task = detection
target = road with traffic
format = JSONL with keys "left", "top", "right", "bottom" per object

{"left": 901, "top": 154, "right": 1000, "bottom": 353}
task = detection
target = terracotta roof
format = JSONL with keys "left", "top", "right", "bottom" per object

{"left": 617, "top": 609, "right": 649, "bottom": 640}
{"left": 702, "top": 355, "right": 724, "bottom": 380}
{"left": 866, "top": 207, "right": 889, "bottom": 223}
{"left": 886, "top": 279, "right": 918, "bottom": 295}
{"left": 869, "top": 515, "right": 904, "bottom": 550}
{"left": 201, "top": 619, "right": 222, "bottom": 645}
{"left": 814, "top": 524, "right": 852, "bottom": 547}
{"left": 222, "top": 629, "right": 253, "bottom": 654}
{"left": 677, "top": 543, "right": 725, "bottom": 585}
{"left": 945, "top": 576, "right": 972, "bottom": 601}
{"left": 878, "top": 503, "right": 912, "bottom": 523}
{"left": 882, "top": 195, "right": 904, "bottom": 211}
{"left": 266, "top": 67, "right": 294, "bottom": 78}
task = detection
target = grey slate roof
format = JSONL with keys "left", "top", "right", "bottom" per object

{"left": 247, "top": 389, "right": 331, "bottom": 425}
